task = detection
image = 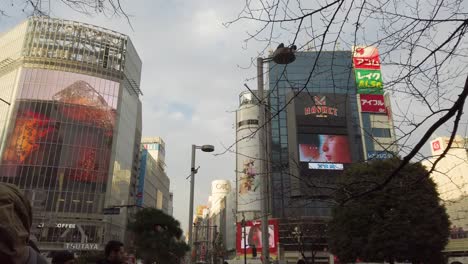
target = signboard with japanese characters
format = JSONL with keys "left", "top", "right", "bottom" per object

{"left": 359, "top": 94, "right": 386, "bottom": 113}
{"left": 367, "top": 151, "right": 394, "bottom": 160}
{"left": 353, "top": 46, "right": 381, "bottom": 70}
{"left": 355, "top": 69, "right": 384, "bottom": 94}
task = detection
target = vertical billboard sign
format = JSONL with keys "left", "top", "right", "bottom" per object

{"left": 353, "top": 46, "right": 384, "bottom": 94}
{"left": 352, "top": 46, "right": 381, "bottom": 69}
{"left": 236, "top": 219, "right": 279, "bottom": 260}
{"left": 355, "top": 69, "right": 383, "bottom": 94}
{"left": 359, "top": 94, "right": 386, "bottom": 113}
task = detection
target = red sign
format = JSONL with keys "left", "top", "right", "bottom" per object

{"left": 236, "top": 219, "right": 279, "bottom": 259}
{"left": 359, "top": 94, "right": 386, "bottom": 113}
{"left": 353, "top": 46, "right": 381, "bottom": 70}
{"left": 432, "top": 140, "right": 441, "bottom": 151}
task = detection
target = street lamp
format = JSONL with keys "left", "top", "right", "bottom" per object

{"left": 241, "top": 214, "right": 247, "bottom": 264}
{"left": 188, "top": 144, "right": 215, "bottom": 263}
{"left": 257, "top": 44, "right": 296, "bottom": 263}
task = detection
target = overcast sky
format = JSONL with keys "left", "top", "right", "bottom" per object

{"left": 0, "top": 0, "right": 265, "bottom": 234}
{"left": 1, "top": 0, "right": 467, "bottom": 236}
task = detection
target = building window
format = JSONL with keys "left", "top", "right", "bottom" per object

{"left": 372, "top": 128, "right": 391, "bottom": 138}
{"left": 237, "top": 119, "right": 259, "bottom": 127}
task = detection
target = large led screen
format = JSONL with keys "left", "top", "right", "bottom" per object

{"left": 298, "top": 134, "right": 351, "bottom": 164}
{"left": 1, "top": 69, "right": 119, "bottom": 187}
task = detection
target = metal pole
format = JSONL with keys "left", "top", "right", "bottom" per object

{"left": 243, "top": 220, "right": 247, "bottom": 264}
{"left": 258, "top": 57, "right": 270, "bottom": 263}
{"left": 188, "top": 144, "right": 196, "bottom": 263}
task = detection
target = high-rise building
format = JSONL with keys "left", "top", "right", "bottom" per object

{"left": 422, "top": 136, "right": 468, "bottom": 260}
{"left": 0, "top": 17, "right": 142, "bottom": 253}
{"left": 168, "top": 192, "right": 174, "bottom": 216}
{"left": 137, "top": 143, "right": 170, "bottom": 213}
{"left": 141, "top": 137, "right": 166, "bottom": 168}
{"left": 423, "top": 136, "right": 468, "bottom": 201}
{"left": 235, "top": 49, "right": 397, "bottom": 262}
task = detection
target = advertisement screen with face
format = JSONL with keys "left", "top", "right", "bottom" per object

{"left": 236, "top": 219, "right": 279, "bottom": 259}
{"left": 298, "top": 134, "right": 351, "bottom": 164}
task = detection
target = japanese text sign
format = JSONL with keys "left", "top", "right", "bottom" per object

{"left": 359, "top": 94, "right": 386, "bottom": 113}
{"left": 355, "top": 69, "right": 384, "bottom": 94}
{"left": 353, "top": 46, "right": 381, "bottom": 70}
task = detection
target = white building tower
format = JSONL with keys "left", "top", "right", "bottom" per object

{"left": 236, "top": 91, "right": 263, "bottom": 220}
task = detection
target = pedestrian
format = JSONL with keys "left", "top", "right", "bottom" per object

{"left": 0, "top": 183, "right": 48, "bottom": 264}
{"left": 96, "top": 240, "right": 127, "bottom": 264}
{"left": 52, "top": 251, "right": 75, "bottom": 264}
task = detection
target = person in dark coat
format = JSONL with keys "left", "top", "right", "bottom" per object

{"left": 96, "top": 240, "right": 126, "bottom": 264}
{"left": 0, "top": 183, "right": 47, "bottom": 264}
{"left": 52, "top": 250, "right": 75, "bottom": 264}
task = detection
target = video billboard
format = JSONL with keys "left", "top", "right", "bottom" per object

{"left": 236, "top": 219, "right": 279, "bottom": 260}
{"left": 298, "top": 134, "right": 351, "bottom": 171}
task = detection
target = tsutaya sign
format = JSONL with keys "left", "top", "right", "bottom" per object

{"left": 64, "top": 243, "right": 100, "bottom": 250}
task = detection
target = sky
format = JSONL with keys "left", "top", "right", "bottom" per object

{"left": 1, "top": 0, "right": 467, "bottom": 236}
{"left": 0, "top": 0, "right": 264, "bottom": 234}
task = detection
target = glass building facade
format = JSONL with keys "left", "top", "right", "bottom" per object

{"left": 0, "top": 17, "right": 142, "bottom": 252}
{"left": 266, "top": 51, "right": 397, "bottom": 261}
{"left": 268, "top": 51, "right": 362, "bottom": 219}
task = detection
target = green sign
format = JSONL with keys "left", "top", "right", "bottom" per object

{"left": 355, "top": 69, "right": 383, "bottom": 94}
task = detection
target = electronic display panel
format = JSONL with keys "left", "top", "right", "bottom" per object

{"left": 298, "top": 134, "right": 351, "bottom": 170}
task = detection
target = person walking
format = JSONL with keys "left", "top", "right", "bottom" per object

{"left": 51, "top": 251, "right": 75, "bottom": 264}
{"left": 96, "top": 240, "right": 127, "bottom": 264}
{"left": 0, "top": 183, "right": 48, "bottom": 264}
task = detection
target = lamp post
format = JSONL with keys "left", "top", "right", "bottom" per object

{"left": 188, "top": 144, "right": 214, "bottom": 263}
{"left": 241, "top": 215, "right": 247, "bottom": 264}
{"left": 258, "top": 44, "right": 296, "bottom": 263}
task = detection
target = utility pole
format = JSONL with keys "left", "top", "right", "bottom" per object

{"left": 257, "top": 56, "right": 270, "bottom": 263}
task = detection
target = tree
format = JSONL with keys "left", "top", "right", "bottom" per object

{"left": 224, "top": 0, "right": 468, "bottom": 203}
{"left": 2, "top": 0, "right": 131, "bottom": 25}
{"left": 128, "top": 208, "right": 189, "bottom": 264}
{"left": 328, "top": 158, "right": 450, "bottom": 264}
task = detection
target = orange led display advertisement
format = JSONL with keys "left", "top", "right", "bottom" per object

{"left": 1, "top": 69, "right": 119, "bottom": 183}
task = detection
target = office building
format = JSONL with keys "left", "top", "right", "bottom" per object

{"left": 423, "top": 136, "right": 468, "bottom": 201}
{"left": 423, "top": 136, "right": 468, "bottom": 261}
{"left": 0, "top": 17, "right": 142, "bottom": 252}
{"left": 141, "top": 137, "right": 166, "bottom": 167}
{"left": 235, "top": 48, "right": 397, "bottom": 262}
{"left": 137, "top": 142, "right": 171, "bottom": 213}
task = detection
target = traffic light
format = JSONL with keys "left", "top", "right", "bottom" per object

{"left": 252, "top": 245, "right": 257, "bottom": 257}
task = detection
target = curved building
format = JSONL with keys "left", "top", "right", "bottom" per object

{"left": 0, "top": 17, "right": 142, "bottom": 252}
{"left": 236, "top": 91, "right": 262, "bottom": 216}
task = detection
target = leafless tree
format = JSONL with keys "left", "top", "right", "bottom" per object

{"left": 224, "top": 0, "right": 468, "bottom": 203}
{"left": 1, "top": 0, "right": 131, "bottom": 26}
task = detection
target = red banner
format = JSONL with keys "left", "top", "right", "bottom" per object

{"left": 353, "top": 46, "right": 381, "bottom": 70}
{"left": 359, "top": 94, "right": 386, "bottom": 113}
{"left": 236, "top": 219, "right": 279, "bottom": 259}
